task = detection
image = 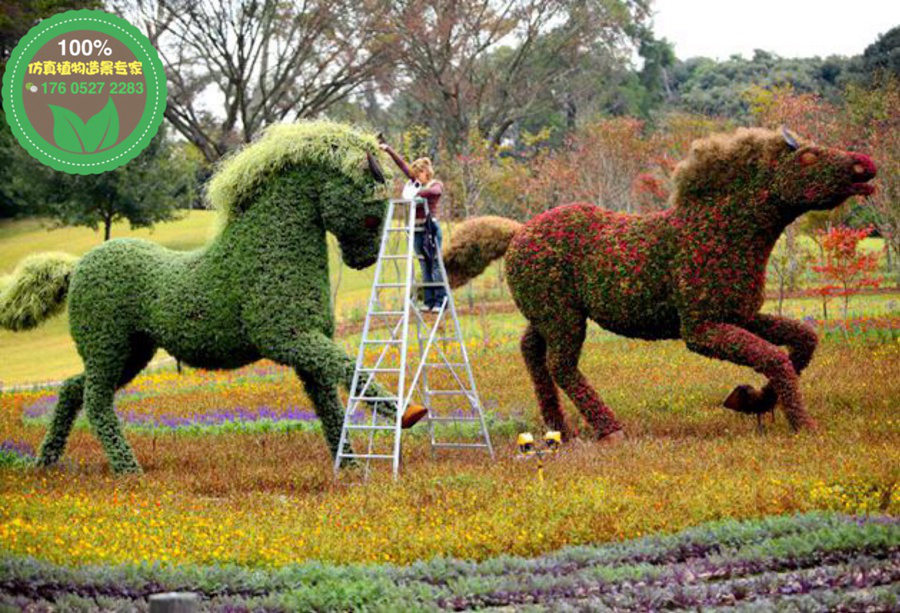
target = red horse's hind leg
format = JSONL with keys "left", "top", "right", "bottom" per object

{"left": 684, "top": 321, "right": 817, "bottom": 431}
{"left": 541, "top": 317, "right": 623, "bottom": 440}
{"left": 521, "top": 324, "right": 576, "bottom": 440}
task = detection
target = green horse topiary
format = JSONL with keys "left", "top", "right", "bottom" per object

{"left": 444, "top": 128, "right": 877, "bottom": 440}
{"left": 0, "top": 120, "right": 398, "bottom": 473}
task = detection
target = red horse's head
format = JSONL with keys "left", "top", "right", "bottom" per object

{"left": 771, "top": 128, "right": 877, "bottom": 211}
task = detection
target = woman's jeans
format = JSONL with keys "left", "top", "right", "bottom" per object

{"left": 414, "top": 222, "right": 447, "bottom": 308}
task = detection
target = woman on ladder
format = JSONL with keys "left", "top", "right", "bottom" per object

{"left": 379, "top": 141, "right": 448, "bottom": 313}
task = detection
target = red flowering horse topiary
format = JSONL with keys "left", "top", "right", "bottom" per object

{"left": 444, "top": 128, "right": 876, "bottom": 440}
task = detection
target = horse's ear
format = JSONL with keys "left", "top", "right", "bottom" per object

{"left": 367, "top": 151, "right": 386, "bottom": 184}
{"left": 781, "top": 126, "right": 799, "bottom": 151}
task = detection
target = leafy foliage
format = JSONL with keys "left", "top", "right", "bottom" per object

{"left": 446, "top": 128, "right": 877, "bottom": 436}
{"left": 669, "top": 50, "right": 851, "bottom": 118}
{"left": 810, "top": 225, "right": 883, "bottom": 320}
{"left": 0, "top": 252, "right": 77, "bottom": 331}
{"left": 0, "top": 121, "right": 397, "bottom": 473}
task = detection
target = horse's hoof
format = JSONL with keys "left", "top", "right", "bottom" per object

{"left": 598, "top": 429, "right": 625, "bottom": 446}
{"left": 789, "top": 415, "right": 819, "bottom": 433}
{"left": 401, "top": 404, "right": 428, "bottom": 429}
{"left": 724, "top": 384, "right": 753, "bottom": 411}
{"left": 724, "top": 385, "right": 776, "bottom": 415}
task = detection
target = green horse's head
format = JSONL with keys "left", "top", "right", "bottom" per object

{"left": 207, "top": 120, "right": 393, "bottom": 269}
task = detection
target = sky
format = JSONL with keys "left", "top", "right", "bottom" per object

{"left": 652, "top": 0, "right": 900, "bottom": 60}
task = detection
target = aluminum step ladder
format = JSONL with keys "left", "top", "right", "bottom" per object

{"left": 334, "top": 198, "right": 494, "bottom": 479}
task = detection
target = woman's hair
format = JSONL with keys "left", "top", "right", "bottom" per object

{"left": 409, "top": 157, "right": 434, "bottom": 182}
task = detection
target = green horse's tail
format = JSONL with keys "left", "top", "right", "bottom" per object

{"left": 0, "top": 253, "right": 78, "bottom": 331}
{"left": 443, "top": 216, "right": 522, "bottom": 288}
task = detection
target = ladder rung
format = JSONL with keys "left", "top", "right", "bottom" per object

{"left": 338, "top": 453, "right": 395, "bottom": 459}
{"left": 431, "top": 443, "right": 490, "bottom": 449}
{"left": 415, "top": 282, "right": 447, "bottom": 288}
{"left": 349, "top": 396, "right": 398, "bottom": 402}
{"left": 362, "top": 339, "right": 402, "bottom": 345}
{"left": 358, "top": 367, "right": 401, "bottom": 373}
{"left": 428, "top": 390, "right": 472, "bottom": 396}
{"left": 344, "top": 425, "right": 396, "bottom": 431}
{"left": 386, "top": 228, "right": 409, "bottom": 232}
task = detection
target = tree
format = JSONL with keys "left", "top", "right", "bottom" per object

{"left": 768, "top": 230, "right": 813, "bottom": 315}
{"left": 853, "top": 25, "right": 900, "bottom": 84}
{"left": 117, "top": 0, "right": 393, "bottom": 162}
{"left": 669, "top": 52, "right": 851, "bottom": 118}
{"left": 37, "top": 128, "right": 198, "bottom": 240}
{"left": 843, "top": 76, "right": 900, "bottom": 286}
{"left": 810, "top": 225, "right": 882, "bottom": 320}
{"left": 386, "top": 0, "right": 649, "bottom": 158}
{"left": 1, "top": 0, "right": 100, "bottom": 71}
{"left": 0, "top": 0, "right": 100, "bottom": 218}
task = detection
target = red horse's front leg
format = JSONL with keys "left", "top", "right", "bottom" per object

{"left": 724, "top": 314, "right": 819, "bottom": 417}
{"left": 683, "top": 321, "right": 817, "bottom": 431}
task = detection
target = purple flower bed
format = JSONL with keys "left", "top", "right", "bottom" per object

{"left": 0, "top": 439, "right": 35, "bottom": 465}
{"left": 22, "top": 398, "right": 385, "bottom": 430}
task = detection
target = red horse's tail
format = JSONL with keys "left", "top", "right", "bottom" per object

{"left": 443, "top": 216, "right": 522, "bottom": 288}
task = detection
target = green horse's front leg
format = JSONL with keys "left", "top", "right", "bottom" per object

{"left": 266, "top": 332, "right": 399, "bottom": 459}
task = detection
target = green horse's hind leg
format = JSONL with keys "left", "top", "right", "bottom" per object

{"left": 79, "top": 341, "right": 149, "bottom": 474}
{"left": 36, "top": 374, "right": 85, "bottom": 467}
{"left": 82, "top": 367, "right": 141, "bottom": 474}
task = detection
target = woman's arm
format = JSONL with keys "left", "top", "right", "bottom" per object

{"left": 379, "top": 143, "right": 414, "bottom": 180}
{"left": 417, "top": 181, "right": 442, "bottom": 198}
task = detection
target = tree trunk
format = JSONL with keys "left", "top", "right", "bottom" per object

{"left": 565, "top": 92, "right": 577, "bottom": 131}
{"left": 785, "top": 224, "right": 798, "bottom": 291}
{"left": 778, "top": 277, "right": 785, "bottom": 315}
{"left": 104, "top": 215, "right": 113, "bottom": 241}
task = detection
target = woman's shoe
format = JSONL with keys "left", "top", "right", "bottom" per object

{"left": 402, "top": 404, "right": 428, "bottom": 429}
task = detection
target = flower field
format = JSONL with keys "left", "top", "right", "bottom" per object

{"left": 1, "top": 301, "right": 898, "bottom": 577}
{"left": 0, "top": 297, "right": 898, "bottom": 611}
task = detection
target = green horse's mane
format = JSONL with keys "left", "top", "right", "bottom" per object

{"left": 206, "top": 120, "right": 391, "bottom": 222}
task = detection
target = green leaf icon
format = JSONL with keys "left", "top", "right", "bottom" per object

{"left": 47, "top": 98, "right": 120, "bottom": 153}
{"left": 83, "top": 98, "right": 119, "bottom": 152}
{"left": 48, "top": 104, "right": 87, "bottom": 153}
